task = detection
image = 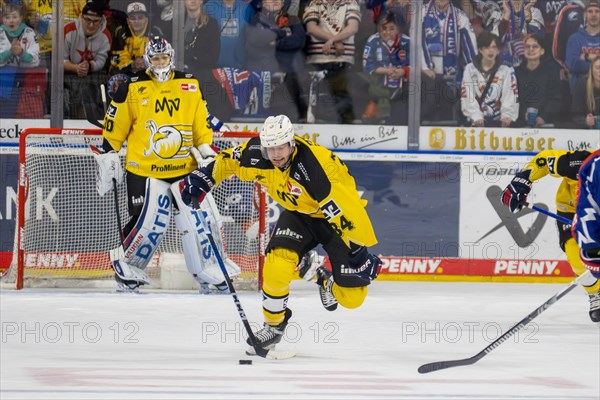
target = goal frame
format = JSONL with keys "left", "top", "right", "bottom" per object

{"left": 12, "top": 128, "right": 266, "bottom": 290}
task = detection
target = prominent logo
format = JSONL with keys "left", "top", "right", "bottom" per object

{"left": 155, "top": 97, "right": 180, "bottom": 116}
{"left": 477, "top": 186, "right": 546, "bottom": 247}
{"left": 144, "top": 120, "right": 193, "bottom": 159}
{"left": 429, "top": 128, "right": 445, "bottom": 149}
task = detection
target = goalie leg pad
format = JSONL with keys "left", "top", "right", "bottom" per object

{"left": 171, "top": 181, "right": 241, "bottom": 285}
{"left": 122, "top": 178, "right": 172, "bottom": 270}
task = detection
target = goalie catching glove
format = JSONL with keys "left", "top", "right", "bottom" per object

{"left": 180, "top": 166, "right": 215, "bottom": 208}
{"left": 501, "top": 171, "right": 532, "bottom": 213}
{"left": 90, "top": 145, "right": 124, "bottom": 196}
{"left": 344, "top": 246, "right": 382, "bottom": 285}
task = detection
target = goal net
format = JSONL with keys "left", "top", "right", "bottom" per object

{"left": 3, "top": 129, "right": 267, "bottom": 290}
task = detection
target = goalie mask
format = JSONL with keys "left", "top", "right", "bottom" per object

{"left": 260, "top": 115, "right": 296, "bottom": 168}
{"left": 144, "top": 36, "right": 174, "bottom": 83}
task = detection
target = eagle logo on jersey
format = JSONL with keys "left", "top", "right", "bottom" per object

{"left": 144, "top": 120, "right": 193, "bottom": 159}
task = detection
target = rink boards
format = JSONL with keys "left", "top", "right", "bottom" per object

{"left": 1, "top": 123, "right": 599, "bottom": 283}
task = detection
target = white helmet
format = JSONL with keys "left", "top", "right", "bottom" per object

{"left": 144, "top": 36, "right": 174, "bottom": 82}
{"left": 260, "top": 115, "right": 295, "bottom": 147}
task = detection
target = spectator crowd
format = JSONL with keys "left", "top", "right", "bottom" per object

{"left": 0, "top": 0, "right": 599, "bottom": 128}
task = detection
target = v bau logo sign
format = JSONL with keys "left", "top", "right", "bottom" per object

{"left": 476, "top": 186, "right": 547, "bottom": 247}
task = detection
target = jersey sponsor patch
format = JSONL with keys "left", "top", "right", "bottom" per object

{"left": 180, "top": 83, "right": 198, "bottom": 92}
{"left": 106, "top": 104, "right": 117, "bottom": 118}
{"left": 321, "top": 199, "right": 342, "bottom": 221}
{"left": 287, "top": 181, "right": 303, "bottom": 196}
{"left": 274, "top": 227, "right": 303, "bottom": 241}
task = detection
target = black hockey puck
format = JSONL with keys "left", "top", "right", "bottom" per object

{"left": 239, "top": 359, "right": 253, "bottom": 365}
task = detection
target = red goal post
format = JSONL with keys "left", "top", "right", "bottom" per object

{"left": 6, "top": 128, "right": 267, "bottom": 290}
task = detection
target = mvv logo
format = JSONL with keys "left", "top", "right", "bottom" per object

{"left": 477, "top": 186, "right": 547, "bottom": 247}
{"left": 155, "top": 97, "right": 180, "bottom": 116}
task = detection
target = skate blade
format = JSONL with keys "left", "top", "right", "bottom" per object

{"left": 245, "top": 346, "right": 296, "bottom": 360}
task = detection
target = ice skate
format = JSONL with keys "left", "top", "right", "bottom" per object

{"left": 316, "top": 267, "right": 338, "bottom": 311}
{"left": 246, "top": 308, "right": 292, "bottom": 354}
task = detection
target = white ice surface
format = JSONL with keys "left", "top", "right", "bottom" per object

{"left": 1, "top": 281, "right": 599, "bottom": 400}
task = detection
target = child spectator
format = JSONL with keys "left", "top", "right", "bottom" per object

{"left": 461, "top": 31, "right": 519, "bottom": 127}
{"left": 361, "top": 10, "right": 410, "bottom": 124}
{"left": 0, "top": 2, "right": 40, "bottom": 67}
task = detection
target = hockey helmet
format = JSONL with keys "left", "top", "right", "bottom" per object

{"left": 260, "top": 115, "right": 295, "bottom": 147}
{"left": 144, "top": 36, "right": 174, "bottom": 82}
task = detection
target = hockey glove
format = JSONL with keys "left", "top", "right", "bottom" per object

{"left": 580, "top": 248, "right": 600, "bottom": 279}
{"left": 91, "top": 146, "right": 123, "bottom": 196}
{"left": 180, "top": 167, "right": 215, "bottom": 208}
{"left": 346, "top": 246, "right": 382, "bottom": 285}
{"left": 501, "top": 171, "right": 532, "bottom": 213}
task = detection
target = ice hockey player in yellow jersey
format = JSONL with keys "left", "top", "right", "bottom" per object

{"left": 93, "top": 36, "right": 241, "bottom": 293}
{"left": 501, "top": 149, "right": 600, "bottom": 322}
{"left": 181, "top": 115, "right": 383, "bottom": 351}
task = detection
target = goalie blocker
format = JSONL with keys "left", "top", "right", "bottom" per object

{"left": 110, "top": 176, "right": 241, "bottom": 291}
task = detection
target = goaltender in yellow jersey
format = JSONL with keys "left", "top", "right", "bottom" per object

{"left": 93, "top": 37, "right": 239, "bottom": 294}
{"left": 102, "top": 69, "right": 212, "bottom": 179}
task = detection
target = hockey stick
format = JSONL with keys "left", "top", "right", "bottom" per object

{"left": 526, "top": 203, "right": 572, "bottom": 225}
{"left": 112, "top": 178, "right": 125, "bottom": 247}
{"left": 418, "top": 270, "right": 591, "bottom": 374}
{"left": 83, "top": 88, "right": 104, "bottom": 129}
{"left": 191, "top": 197, "right": 296, "bottom": 360}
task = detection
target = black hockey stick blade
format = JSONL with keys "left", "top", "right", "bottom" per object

{"left": 82, "top": 86, "right": 104, "bottom": 129}
{"left": 417, "top": 272, "right": 588, "bottom": 374}
{"left": 191, "top": 197, "right": 295, "bottom": 360}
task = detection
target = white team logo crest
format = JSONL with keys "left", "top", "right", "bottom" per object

{"left": 145, "top": 120, "right": 193, "bottom": 159}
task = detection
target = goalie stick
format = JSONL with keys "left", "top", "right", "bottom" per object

{"left": 191, "top": 198, "right": 296, "bottom": 360}
{"left": 418, "top": 271, "right": 591, "bottom": 373}
{"left": 419, "top": 206, "right": 577, "bottom": 374}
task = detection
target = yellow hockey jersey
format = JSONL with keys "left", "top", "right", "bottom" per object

{"left": 522, "top": 149, "right": 591, "bottom": 213}
{"left": 102, "top": 70, "right": 213, "bottom": 179}
{"left": 211, "top": 136, "right": 378, "bottom": 249}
